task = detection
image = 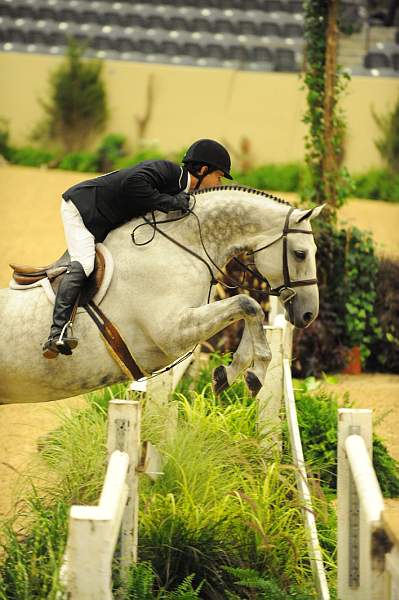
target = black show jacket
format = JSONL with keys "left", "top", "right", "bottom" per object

{"left": 62, "top": 160, "right": 189, "bottom": 241}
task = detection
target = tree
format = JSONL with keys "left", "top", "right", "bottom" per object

{"left": 373, "top": 96, "right": 399, "bottom": 174}
{"left": 33, "top": 39, "right": 108, "bottom": 152}
{"left": 302, "top": 0, "right": 353, "bottom": 221}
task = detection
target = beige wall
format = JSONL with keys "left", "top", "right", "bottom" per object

{"left": 0, "top": 51, "right": 397, "bottom": 172}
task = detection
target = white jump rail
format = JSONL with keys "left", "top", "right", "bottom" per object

{"left": 259, "top": 298, "right": 330, "bottom": 599}
{"left": 337, "top": 408, "right": 399, "bottom": 600}
{"left": 284, "top": 358, "right": 330, "bottom": 600}
{"left": 61, "top": 356, "right": 195, "bottom": 599}
{"left": 63, "top": 400, "right": 141, "bottom": 600}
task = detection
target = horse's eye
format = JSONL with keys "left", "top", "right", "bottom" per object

{"left": 294, "top": 250, "right": 306, "bottom": 261}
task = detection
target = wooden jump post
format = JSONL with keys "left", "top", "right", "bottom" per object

{"left": 259, "top": 297, "right": 330, "bottom": 599}
{"left": 337, "top": 408, "right": 399, "bottom": 600}
{"left": 64, "top": 400, "right": 142, "bottom": 600}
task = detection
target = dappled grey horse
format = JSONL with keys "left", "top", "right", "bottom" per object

{"left": 0, "top": 185, "right": 324, "bottom": 404}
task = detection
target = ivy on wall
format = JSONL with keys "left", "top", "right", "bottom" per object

{"left": 302, "top": 0, "right": 353, "bottom": 217}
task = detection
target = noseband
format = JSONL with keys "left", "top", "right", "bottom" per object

{"left": 245, "top": 206, "right": 317, "bottom": 319}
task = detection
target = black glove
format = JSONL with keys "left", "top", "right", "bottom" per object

{"left": 169, "top": 192, "right": 191, "bottom": 213}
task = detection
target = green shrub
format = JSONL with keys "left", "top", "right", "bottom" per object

{"left": 0, "top": 376, "right": 325, "bottom": 599}
{"left": 342, "top": 226, "right": 380, "bottom": 360}
{"left": 114, "top": 145, "right": 166, "bottom": 169}
{"left": 7, "top": 146, "right": 55, "bottom": 167}
{"left": 96, "top": 133, "right": 127, "bottom": 171}
{"left": 352, "top": 169, "right": 399, "bottom": 202}
{"left": 292, "top": 377, "right": 399, "bottom": 497}
{"left": 234, "top": 163, "right": 303, "bottom": 192}
{"left": 0, "top": 495, "right": 68, "bottom": 600}
{"left": 32, "top": 39, "right": 108, "bottom": 152}
{"left": 293, "top": 223, "right": 380, "bottom": 375}
{"left": 126, "top": 562, "right": 202, "bottom": 599}
{"left": 366, "top": 258, "right": 399, "bottom": 373}
{"left": 0, "top": 117, "right": 11, "bottom": 159}
{"left": 225, "top": 566, "right": 318, "bottom": 600}
{"left": 58, "top": 151, "right": 99, "bottom": 172}
{"left": 373, "top": 94, "right": 399, "bottom": 174}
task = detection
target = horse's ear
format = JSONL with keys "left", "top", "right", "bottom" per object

{"left": 295, "top": 204, "right": 326, "bottom": 223}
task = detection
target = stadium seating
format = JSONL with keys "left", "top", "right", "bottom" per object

{"left": 0, "top": 0, "right": 397, "bottom": 76}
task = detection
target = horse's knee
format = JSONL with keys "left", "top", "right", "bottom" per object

{"left": 238, "top": 296, "right": 263, "bottom": 319}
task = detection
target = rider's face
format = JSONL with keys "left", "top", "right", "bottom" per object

{"left": 198, "top": 169, "right": 225, "bottom": 189}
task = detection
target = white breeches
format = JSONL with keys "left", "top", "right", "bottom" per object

{"left": 61, "top": 199, "right": 95, "bottom": 277}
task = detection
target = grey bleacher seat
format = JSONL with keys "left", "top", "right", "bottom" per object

{"left": 365, "top": 68, "right": 398, "bottom": 77}
{"left": 344, "top": 64, "right": 397, "bottom": 77}
{"left": 264, "top": 0, "right": 285, "bottom": 11}
{"left": 205, "top": 42, "right": 227, "bottom": 60}
{"left": 8, "top": 26, "right": 28, "bottom": 44}
{"left": 102, "top": 11, "right": 124, "bottom": 27}
{"left": 139, "top": 38, "right": 161, "bottom": 54}
{"left": 215, "top": 18, "right": 237, "bottom": 34}
{"left": 259, "top": 20, "right": 282, "bottom": 36}
{"left": 160, "top": 39, "right": 181, "bottom": 56}
{"left": 81, "top": 9, "right": 103, "bottom": 25}
{"left": 114, "top": 36, "right": 136, "bottom": 53}
{"left": 183, "top": 41, "right": 203, "bottom": 58}
{"left": 144, "top": 14, "right": 168, "bottom": 30}
{"left": 57, "top": 7, "right": 80, "bottom": 23}
{"left": 286, "top": 1, "right": 304, "bottom": 13}
{"left": 170, "top": 16, "right": 190, "bottom": 31}
{"left": 228, "top": 44, "right": 250, "bottom": 61}
{"left": 37, "top": 6, "right": 58, "bottom": 21}
{"left": 245, "top": 60, "right": 275, "bottom": 71}
{"left": 282, "top": 22, "right": 303, "bottom": 38}
{"left": 192, "top": 17, "right": 215, "bottom": 33}
{"left": 391, "top": 52, "right": 399, "bottom": 70}
{"left": 364, "top": 51, "right": 391, "bottom": 69}
{"left": 124, "top": 12, "right": 145, "bottom": 28}
{"left": 238, "top": 20, "right": 259, "bottom": 35}
{"left": 274, "top": 47, "right": 299, "bottom": 71}
{"left": 0, "top": 3, "right": 14, "bottom": 18}
{"left": 92, "top": 34, "right": 116, "bottom": 51}
{"left": 10, "top": 3, "right": 36, "bottom": 19}
{"left": 251, "top": 45, "right": 274, "bottom": 63}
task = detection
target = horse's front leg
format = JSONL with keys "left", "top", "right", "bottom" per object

{"left": 213, "top": 323, "right": 252, "bottom": 395}
{"left": 164, "top": 294, "right": 271, "bottom": 397}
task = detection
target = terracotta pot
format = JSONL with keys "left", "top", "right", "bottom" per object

{"left": 343, "top": 346, "right": 362, "bottom": 375}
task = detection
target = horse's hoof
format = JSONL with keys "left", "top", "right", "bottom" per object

{"left": 245, "top": 371, "right": 262, "bottom": 397}
{"left": 212, "top": 365, "right": 229, "bottom": 396}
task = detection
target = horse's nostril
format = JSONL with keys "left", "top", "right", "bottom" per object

{"left": 303, "top": 312, "right": 313, "bottom": 324}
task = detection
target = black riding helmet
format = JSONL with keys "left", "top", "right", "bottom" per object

{"left": 182, "top": 139, "right": 233, "bottom": 180}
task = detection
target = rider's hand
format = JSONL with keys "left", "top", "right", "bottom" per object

{"left": 170, "top": 192, "right": 191, "bottom": 213}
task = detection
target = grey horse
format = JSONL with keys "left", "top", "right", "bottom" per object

{"left": 0, "top": 185, "right": 324, "bottom": 404}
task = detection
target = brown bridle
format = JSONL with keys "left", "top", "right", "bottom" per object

{"left": 244, "top": 206, "right": 318, "bottom": 321}
{"left": 136, "top": 205, "right": 318, "bottom": 314}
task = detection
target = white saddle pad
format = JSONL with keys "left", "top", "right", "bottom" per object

{"left": 8, "top": 242, "right": 114, "bottom": 306}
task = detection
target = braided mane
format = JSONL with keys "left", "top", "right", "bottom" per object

{"left": 193, "top": 184, "right": 292, "bottom": 207}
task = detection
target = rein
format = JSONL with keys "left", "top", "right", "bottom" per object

{"left": 131, "top": 203, "right": 318, "bottom": 312}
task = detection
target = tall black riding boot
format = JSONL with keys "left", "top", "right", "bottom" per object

{"left": 42, "top": 261, "right": 87, "bottom": 359}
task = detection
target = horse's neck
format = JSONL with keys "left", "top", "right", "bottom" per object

{"left": 190, "top": 191, "right": 288, "bottom": 265}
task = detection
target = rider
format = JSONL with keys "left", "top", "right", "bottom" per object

{"left": 42, "top": 138, "right": 233, "bottom": 359}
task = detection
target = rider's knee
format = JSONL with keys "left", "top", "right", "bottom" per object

{"left": 78, "top": 257, "right": 95, "bottom": 278}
